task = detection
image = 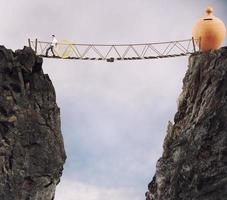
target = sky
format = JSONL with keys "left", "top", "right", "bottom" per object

{"left": 1, "top": 0, "right": 227, "bottom": 200}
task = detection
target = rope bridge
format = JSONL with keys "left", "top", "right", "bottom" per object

{"left": 28, "top": 38, "right": 200, "bottom": 62}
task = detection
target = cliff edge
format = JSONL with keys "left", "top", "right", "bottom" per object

{"left": 0, "top": 46, "right": 66, "bottom": 200}
{"left": 146, "top": 47, "right": 227, "bottom": 200}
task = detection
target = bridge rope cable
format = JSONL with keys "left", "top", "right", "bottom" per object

{"left": 28, "top": 38, "right": 200, "bottom": 62}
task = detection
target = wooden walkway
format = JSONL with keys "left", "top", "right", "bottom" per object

{"left": 29, "top": 38, "right": 200, "bottom": 62}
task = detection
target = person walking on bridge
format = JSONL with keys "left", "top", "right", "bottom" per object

{"left": 46, "top": 35, "right": 57, "bottom": 57}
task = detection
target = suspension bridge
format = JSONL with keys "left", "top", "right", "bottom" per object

{"left": 28, "top": 38, "right": 201, "bottom": 62}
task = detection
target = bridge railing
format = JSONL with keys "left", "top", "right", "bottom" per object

{"left": 28, "top": 38, "right": 200, "bottom": 62}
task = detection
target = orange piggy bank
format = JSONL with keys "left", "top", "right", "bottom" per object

{"left": 192, "top": 7, "right": 226, "bottom": 52}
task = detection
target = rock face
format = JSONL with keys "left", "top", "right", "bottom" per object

{"left": 146, "top": 47, "right": 227, "bottom": 200}
{"left": 0, "top": 46, "right": 66, "bottom": 200}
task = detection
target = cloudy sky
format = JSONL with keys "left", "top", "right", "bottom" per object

{"left": 1, "top": 0, "right": 227, "bottom": 199}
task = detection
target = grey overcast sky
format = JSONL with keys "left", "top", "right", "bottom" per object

{"left": 1, "top": 0, "right": 227, "bottom": 200}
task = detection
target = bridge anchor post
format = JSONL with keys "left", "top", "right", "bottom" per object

{"left": 35, "top": 38, "right": 38, "bottom": 54}
{"left": 192, "top": 37, "right": 196, "bottom": 52}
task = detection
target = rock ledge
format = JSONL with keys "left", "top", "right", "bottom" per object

{"left": 0, "top": 46, "right": 66, "bottom": 200}
{"left": 146, "top": 47, "right": 227, "bottom": 200}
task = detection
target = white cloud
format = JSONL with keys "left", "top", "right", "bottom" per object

{"left": 55, "top": 178, "right": 139, "bottom": 200}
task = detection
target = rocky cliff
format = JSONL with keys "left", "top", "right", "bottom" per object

{"left": 146, "top": 47, "right": 227, "bottom": 200}
{"left": 0, "top": 46, "right": 66, "bottom": 200}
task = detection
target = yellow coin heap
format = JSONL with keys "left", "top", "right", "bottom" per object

{"left": 54, "top": 40, "right": 74, "bottom": 58}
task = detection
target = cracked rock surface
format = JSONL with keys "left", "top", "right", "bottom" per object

{"left": 146, "top": 47, "right": 227, "bottom": 200}
{"left": 0, "top": 46, "right": 66, "bottom": 200}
